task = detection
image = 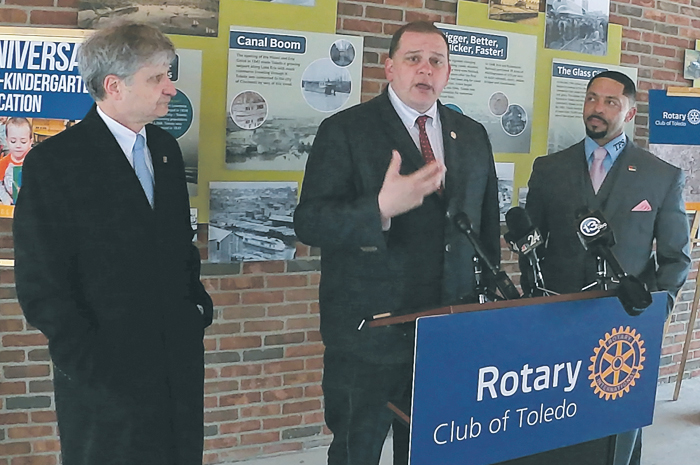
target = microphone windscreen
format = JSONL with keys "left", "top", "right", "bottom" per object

{"left": 505, "top": 207, "right": 533, "bottom": 238}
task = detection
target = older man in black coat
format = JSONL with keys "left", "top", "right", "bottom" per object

{"left": 13, "top": 23, "right": 212, "bottom": 465}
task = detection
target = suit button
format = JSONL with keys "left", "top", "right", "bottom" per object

{"left": 445, "top": 244, "right": 451, "bottom": 252}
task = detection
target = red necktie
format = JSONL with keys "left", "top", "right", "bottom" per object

{"left": 415, "top": 115, "right": 442, "bottom": 194}
{"left": 416, "top": 115, "right": 437, "bottom": 164}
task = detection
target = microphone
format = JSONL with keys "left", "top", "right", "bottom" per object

{"left": 575, "top": 209, "right": 652, "bottom": 315}
{"left": 453, "top": 212, "right": 520, "bottom": 300}
{"left": 504, "top": 207, "right": 546, "bottom": 296}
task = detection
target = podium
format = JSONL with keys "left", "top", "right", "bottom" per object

{"left": 368, "top": 291, "right": 667, "bottom": 465}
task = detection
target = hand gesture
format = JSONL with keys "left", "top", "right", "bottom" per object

{"left": 378, "top": 150, "right": 445, "bottom": 221}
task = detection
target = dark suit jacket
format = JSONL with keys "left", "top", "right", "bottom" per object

{"left": 294, "top": 92, "right": 500, "bottom": 363}
{"left": 13, "top": 106, "right": 212, "bottom": 465}
{"left": 518, "top": 139, "right": 687, "bottom": 465}
{"left": 524, "top": 139, "right": 691, "bottom": 311}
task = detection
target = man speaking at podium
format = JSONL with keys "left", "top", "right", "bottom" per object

{"left": 295, "top": 21, "right": 500, "bottom": 465}
{"left": 522, "top": 71, "right": 691, "bottom": 464}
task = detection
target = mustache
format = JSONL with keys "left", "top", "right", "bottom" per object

{"left": 586, "top": 115, "right": 608, "bottom": 125}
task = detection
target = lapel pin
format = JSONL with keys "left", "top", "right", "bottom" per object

{"left": 450, "top": 131, "right": 457, "bottom": 140}
{"left": 628, "top": 165, "right": 636, "bottom": 172}
{"left": 163, "top": 156, "right": 168, "bottom": 163}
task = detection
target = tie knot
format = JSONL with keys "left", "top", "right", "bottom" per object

{"left": 416, "top": 115, "right": 429, "bottom": 130}
{"left": 593, "top": 146, "right": 607, "bottom": 161}
{"left": 134, "top": 133, "right": 146, "bottom": 152}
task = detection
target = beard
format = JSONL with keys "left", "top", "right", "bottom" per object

{"left": 585, "top": 116, "right": 608, "bottom": 140}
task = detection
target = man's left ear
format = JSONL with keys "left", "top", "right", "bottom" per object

{"left": 624, "top": 106, "right": 637, "bottom": 124}
{"left": 103, "top": 74, "right": 124, "bottom": 100}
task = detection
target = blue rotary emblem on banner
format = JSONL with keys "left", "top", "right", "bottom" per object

{"left": 588, "top": 326, "right": 645, "bottom": 400}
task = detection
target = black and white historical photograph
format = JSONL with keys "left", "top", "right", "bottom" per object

{"left": 330, "top": 39, "right": 356, "bottom": 67}
{"left": 518, "top": 187, "right": 528, "bottom": 208}
{"left": 489, "top": 91, "right": 509, "bottom": 117}
{"left": 226, "top": 116, "right": 318, "bottom": 166}
{"left": 230, "top": 91, "right": 268, "bottom": 130}
{"left": 496, "top": 162, "right": 515, "bottom": 221}
{"left": 501, "top": 104, "right": 528, "bottom": 136}
{"left": 208, "top": 182, "right": 297, "bottom": 262}
{"left": 544, "top": 0, "right": 608, "bottom": 56}
{"left": 489, "top": 0, "right": 541, "bottom": 26}
{"left": 301, "top": 59, "right": 352, "bottom": 112}
{"left": 684, "top": 49, "right": 700, "bottom": 81}
{"left": 78, "top": 0, "right": 219, "bottom": 37}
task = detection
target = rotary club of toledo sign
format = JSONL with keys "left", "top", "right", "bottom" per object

{"left": 448, "top": 326, "right": 646, "bottom": 440}
{"left": 409, "top": 295, "right": 664, "bottom": 465}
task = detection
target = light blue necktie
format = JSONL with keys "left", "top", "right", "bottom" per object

{"left": 132, "top": 134, "right": 154, "bottom": 208}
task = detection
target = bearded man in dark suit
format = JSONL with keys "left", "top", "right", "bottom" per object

{"left": 522, "top": 71, "right": 691, "bottom": 465}
{"left": 294, "top": 21, "right": 501, "bottom": 465}
{"left": 13, "top": 23, "right": 213, "bottom": 465}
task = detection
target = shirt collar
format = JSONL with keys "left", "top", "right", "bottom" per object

{"left": 584, "top": 132, "right": 627, "bottom": 163}
{"left": 96, "top": 105, "right": 148, "bottom": 157}
{"left": 387, "top": 84, "right": 439, "bottom": 129}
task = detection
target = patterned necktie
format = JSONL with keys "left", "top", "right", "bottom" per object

{"left": 416, "top": 115, "right": 443, "bottom": 194}
{"left": 133, "top": 134, "right": 154, "bottom": 208}
{"left": 590, "top": 146, "right": 607, "bottom": 194}
{"left": 416, "top": 115, "right": 437, "bottom": 164}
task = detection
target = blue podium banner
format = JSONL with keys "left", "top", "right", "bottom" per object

{"left": 410, "top": 293, "right": 666, "bottom": 465}
{"left": 648, "top": 89, "right": 700, "bottom": 145}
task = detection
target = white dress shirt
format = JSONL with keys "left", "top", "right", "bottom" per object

{"left": 387, "top": 84, "right": 446, "bottom": 166}
{"left": 96, "top": 106, "right": 154, "bottom": 177}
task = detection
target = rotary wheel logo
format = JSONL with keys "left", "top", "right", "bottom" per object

{"left": 687, "top": 109, "right": 700, "bottom": 125}
{"left": 589, "top": 326, "right": 645, "bottom": 400}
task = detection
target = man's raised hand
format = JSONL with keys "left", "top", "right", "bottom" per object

{"left": 378, "top": 150, "right": 445, "bottom": 222}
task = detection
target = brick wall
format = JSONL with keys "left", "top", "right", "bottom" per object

{"left": 611, "top": 0, "right": 700, "bottom": 146}
{"left": 1, "top": 0, "right": 700, "bottom": 464}
{"left": 0, "top": 0, "right": 77, "bottom": 27}
{"left": 197, "top": 243, "right": 327, "bottom": 463}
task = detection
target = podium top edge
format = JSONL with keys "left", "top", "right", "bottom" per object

{"left": 367, "top": 290, "right": 616, "bottom": 328}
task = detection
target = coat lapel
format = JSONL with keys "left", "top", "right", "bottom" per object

{"left": 377, "top": 92, "right": 427, "bottom": 172}
{"left": 567, "top": 141, "right": 589, "bottom": 211}
{"left": 439, "top": 103, "right": 465, "bottom": 201}
{"left": 147, "top": 125, "right": 171, "bottom": 211}
{"left": 82, "top": 107, "right": 155, "bottom": 214}
{"left": 602, "top": 142, "right": 642, "bottom": 220}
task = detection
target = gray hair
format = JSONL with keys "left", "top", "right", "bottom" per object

{"left": 78, "top": 22, "right": 175, "bottom": 101}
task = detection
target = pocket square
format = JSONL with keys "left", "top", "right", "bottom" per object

{"left": 632, "top": 200, "right": 652, "bottom": 212}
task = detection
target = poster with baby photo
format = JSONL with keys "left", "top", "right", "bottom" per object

{"left": 0, "top": 30, "right": 92, "bottom": 218}
{"left": 0, "top": 29, "right": 204, "bottom": 217}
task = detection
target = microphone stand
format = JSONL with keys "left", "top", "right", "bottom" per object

{"left": 473, "top": 256, "right": 488, "bottom": 304}
{"left": 527, "top": 257, "right": 558, "bottom": 297}
{"left": 582, "top": 256, "right": 615, "bottom": 291}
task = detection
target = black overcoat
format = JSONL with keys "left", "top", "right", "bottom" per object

{"left": 13, "top": 106, "right": 213, "bottom": 465}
